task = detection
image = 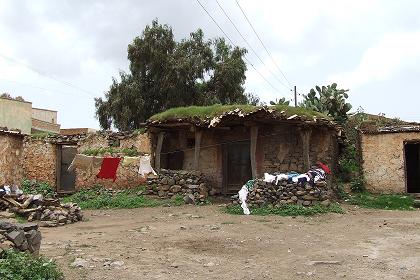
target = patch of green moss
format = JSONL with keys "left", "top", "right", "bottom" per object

{"left": 149, "top": 104, "right": 329, "bottom": 122}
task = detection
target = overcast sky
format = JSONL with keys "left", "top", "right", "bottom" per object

{"left": 0, "top": 0, "right": 419, "bottom": 129}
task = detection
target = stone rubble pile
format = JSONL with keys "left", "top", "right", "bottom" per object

{"left": 146, "top": 169, "right": 209, "bottom": 204}
{"left": 232, "top": 179, "right": 333, "bottom": 207}
{"left": 0, "top": 193, "right": 83, "bottom": 227}
{"left": 0, "top": 221, "right": 42, "bottom": 255}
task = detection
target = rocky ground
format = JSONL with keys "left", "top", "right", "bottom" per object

{"left": 39, "top": 204, "right": 420, "bottom": 280}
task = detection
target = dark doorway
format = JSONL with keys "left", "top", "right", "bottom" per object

{"left": 405, "top": 143, "right": 420, "bottom": 193}
{"left": 161, "top": 150, "right": 184, "bottom": 170}
{"left": 57, "top": 145, "right": 77, "bottom": 193}
{"left": 223, "top": 141, "right": 252, "bottom": 194}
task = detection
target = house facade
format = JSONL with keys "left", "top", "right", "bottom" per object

{"left": 359, "top": 124, "right": 420, "bottom": 194}
{"left": 148, "top": 105, "right": 341, "bottom": 194}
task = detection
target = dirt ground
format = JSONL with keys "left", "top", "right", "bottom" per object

{"left": 40, "top": 204, "right": 420, "bottom": 280}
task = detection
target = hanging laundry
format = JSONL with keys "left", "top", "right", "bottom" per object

{"left": 122, "top": 156, "right": 139, "bottom": 166}
{"left": 317, "top": 161, "right": 332, "bottom": 174}
{"left": 138, "top": 155, "right": 157, "bottom": 177}
{"left": 68, "top": 154, "right": 103, "bottom": 173}
{"left": 264, "top": 173, "right": 276, "bottom": 183}
{"left": 238, "top": 185, "right": 250, "bottom": 215}
{"left": 96, "top": 157, "right": 121, "bottom": 182}
{"left": 68, "top": 154, "right": 93, "bottom": 172}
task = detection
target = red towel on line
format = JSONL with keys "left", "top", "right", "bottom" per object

{"left": 96, "top": 157, "right": 121, "bottom": 182}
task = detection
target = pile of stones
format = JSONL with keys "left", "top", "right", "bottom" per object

{"left": 28, "top": 202, "right": 83, "bottom": 227}
{"left": 232, "top": 179, "right": 333, "bottom": 207}
{"left": 146, "top": 169, "right": 209, "bottom": 204}
{"left": 0, "top": 194, "right": 83, "bottom": 227}
{"left": 0, "top": 221, "right": 42, "bottom": 254}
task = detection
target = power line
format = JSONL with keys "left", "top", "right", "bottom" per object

{"left": 0, "top": 78, "right": 95, "bottom": 98}
{"left": 235, "top": 0, "right": 292, "bottom": 87}
{"left": 215, "top": 0, "right": 290, "bottom": 90}
{"left": 0, "top": 53, "right": 98, "bottom": 98}
{"left": 195, "top": 0, "right": 286, "bottom": 95}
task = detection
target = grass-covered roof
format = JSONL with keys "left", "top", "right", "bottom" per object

{"left": 148, "top": 104, "right": 334, "bottom": 128}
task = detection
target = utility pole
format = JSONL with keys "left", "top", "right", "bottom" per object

{"left": 294, "top": 85, "right": 297, "bottom": 107}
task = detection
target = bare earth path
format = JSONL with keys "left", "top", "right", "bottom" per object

{"left": 40, "top": 205, "right": 420, "bottom": 280}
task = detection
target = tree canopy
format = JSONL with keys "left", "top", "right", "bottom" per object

{"left": 95, "top": 20, "right": 257, "bottom": 130}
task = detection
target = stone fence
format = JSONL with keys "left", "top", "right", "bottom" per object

{"left": 233, "top": 179, "right": 333, "bottom": 207}
{"left": 146, "top": 169, "right": 209, "bottom": 204}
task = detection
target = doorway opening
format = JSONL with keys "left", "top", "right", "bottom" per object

{"left": 223, "top": 141, "right": 252, "bottom": 194}
{"left": 405, "top": 142, "right": 420, "bottom": 193}
{"left": 57, "top": 145, "right": 77, "bottom": 193}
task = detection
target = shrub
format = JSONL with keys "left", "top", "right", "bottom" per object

{"left": 81, "top": 147, "right": 139, "bottom": 157}
{"left": 21, "top": 180, "right": 55, "bottom": 198}
{"left": 350, "top": 177, "right": 366, "bottom": 193}
{"left": 0, "top": 249, "right": 63, "bottom": 280}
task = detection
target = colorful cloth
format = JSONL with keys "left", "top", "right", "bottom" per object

{"left": 122, "top": 156, "right": 139, "bottom": 166}
{"left": 96, "top": 157, "right": 121, "bottom": 182}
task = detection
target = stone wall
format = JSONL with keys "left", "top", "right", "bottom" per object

{"left": 22, "top": 138, "right": 57, "bottom": 187}
{"left": 146, "top": 169, "right": 209, "bottom": 203}
{"left": 75, "top": 132, "right": 151, "bottom": 190}
{"left": 19, "top": 132, "right": 151, "bottom": 190}
{"left": 0, "top": 133, "right": 24, "bottom": 186}
{"left": 232, "top": 179, "right": 333, "bottom": 207}
{"left": 360, "top": 132, "right": 420, "bottom": 193}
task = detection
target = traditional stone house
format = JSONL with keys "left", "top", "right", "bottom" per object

{"left": 147, "top": 105, "right": 342, "bottom": 194}
{"left": 359, "top": 123, "right": 420, "bottom": 194}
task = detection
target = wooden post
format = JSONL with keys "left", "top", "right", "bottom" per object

{"left": 194, "top": 129, "right": 202, "bottom": 170}
{"left": 300, "top": 128, "right": 312, "bottom": 170}
{"left": 155, "top": 132, "right": 165, "bottom": 172}
{"left": 250, "top": 126, "right": 259, "bottom": 179}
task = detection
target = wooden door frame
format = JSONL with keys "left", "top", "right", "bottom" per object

{"left": 56, "top": 144, "right": 77, "bottom": 194}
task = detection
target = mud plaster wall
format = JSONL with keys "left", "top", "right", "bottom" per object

{"left": 360, "top": 132, "right": 420, "bottom": 193}
{"left": 22, "top": 139, "right": 57, "bottom": 186}
{"left": 0, "top": 134, "right": 24, "bottom": 186}
{"left": 75, "top": 133, "right": 151, "bottom": 189}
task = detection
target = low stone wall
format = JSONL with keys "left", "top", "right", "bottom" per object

{"left": 0, "top": 222, "right": 42, "bottom": 255}
{"left": 146, "top": 169, "right": 209, "bottom": 204}
{"left": 233, "top": 179, "right": 333, "bottom": 207}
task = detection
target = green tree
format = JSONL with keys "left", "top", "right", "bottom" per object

{"left": 300, "top": 83, "right": 351, "bottom": 124}
{"left": 95, "top": 19, "right": 254, "bottom": 130}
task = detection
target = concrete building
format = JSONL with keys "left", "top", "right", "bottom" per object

{"left": 0, "top": 96, "right": 60, "bottom": 134}
{"left": 0, "top": 97, "right": 32, "bottom": 134}
{"left": 31, "top": 107, "right": 60, "bottom": 134}
{"left": 359, "top": 123, "right": 420, "bottom": 194}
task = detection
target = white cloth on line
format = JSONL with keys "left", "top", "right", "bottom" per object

{"left": 138, "top": 155, "right": 157, "bottom": 176}
{"left": 238, "top": 186, "right": 250, "bottom": 215}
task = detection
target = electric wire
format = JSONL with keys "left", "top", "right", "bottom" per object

{"left": 195, "top": 0, "right": 286, "bottom": 95}
{"left": 215, "top": 0, "right": 290, "bottom": 90}
{"left": 235, "top": 0, "right": 292, "bottom": 87}
{"left": 0, "top": 53, "right": 98, "bottom": 98}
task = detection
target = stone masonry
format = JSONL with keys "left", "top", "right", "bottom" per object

{"left": 360, "top": 131, "right": 420, "bottom": 193}
{"left": 0, "top": 133, "right": 24, "bottom": 186}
